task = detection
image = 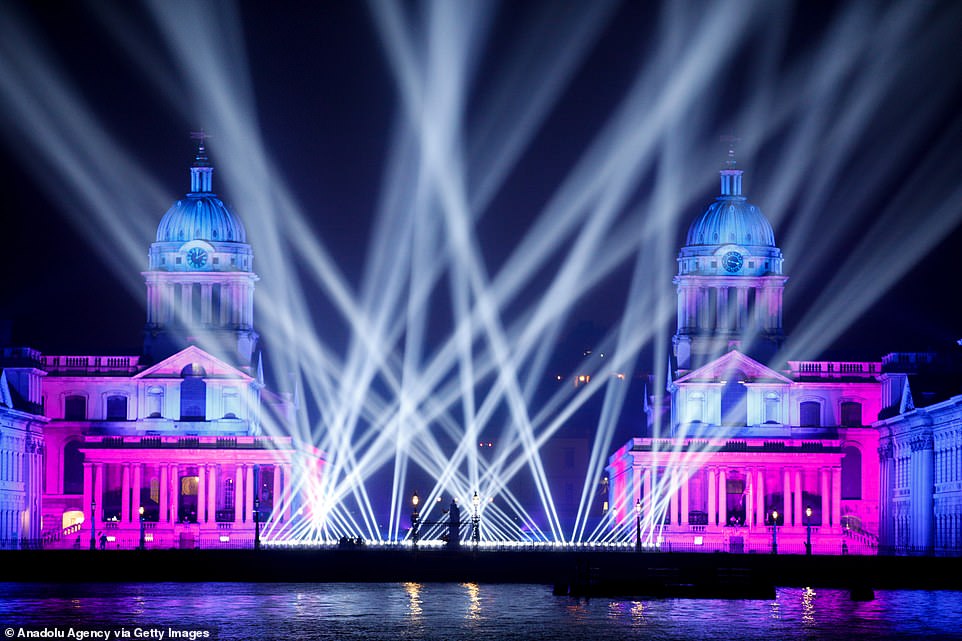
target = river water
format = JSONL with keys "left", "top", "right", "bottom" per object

{"left": 1, "top": 582, "right": 961, "bottom": 641}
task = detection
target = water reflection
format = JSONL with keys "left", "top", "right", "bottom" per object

{"left": 404, "top": 582, "right": 423, "bottom": 621}
{"left": 463, "top": 582, "right": 481, "bottom": 621}
{"left": 801, "top": 587, "right": 816, "bottom": 626}
{"left": 2, "top": 584, "right": 962, "bottom": 640}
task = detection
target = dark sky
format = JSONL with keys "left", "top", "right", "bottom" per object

{"left": 2, "top": 0, "right": 962, "bottom": 364}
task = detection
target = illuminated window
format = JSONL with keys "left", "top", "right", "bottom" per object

{"left": 150, "top": 478, "right": 159, "bottom": 503}
{"left": 224, "top": 478, "right": 235, "bottom": 510}
{"left": 181, "top": 476, "right": 199, "bottom": 496}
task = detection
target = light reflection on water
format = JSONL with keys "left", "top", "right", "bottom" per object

{"left": 1, "top": 583, "right": 961, "bottom": 640}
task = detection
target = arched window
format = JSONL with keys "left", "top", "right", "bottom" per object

{"left": 721, "top": 379, "right": 747, "bottom": 426}
{"left": 840, "top": 401, "right": 862, "bottom": 427}
{"left": 64, "top": 395, "right": 86, "bottom": 421}
{"left": 687, "top": 392, "right": 705, "bottom": 423}
{"left": 180, "top": 364, "right": 207, "bottom": 421}
{"left": 147, "top": 386, "right": 164, "bottom": 418}
{"left": 222, "top": 387, "right": 240, "bottom": 419}
{"left": 841, "top": 445, "right": 862, "bottom": 499}
{"left": 63, "top": 440, "right": 84, "bottom": 494}
{"left": 764, "top": 393, "right": 780, "bottom": 423}
{"left": 800, "top": 401, "right": 821, "bottom": 427}
{"left": 106, "top": 395, "right": 128, "bottom": 421}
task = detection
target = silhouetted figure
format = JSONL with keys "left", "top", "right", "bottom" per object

{"left": 448, "top": 500, "right": 461, "bottom": 549}
{"left": 99, "top": 533, "right": 107, "bottom": 550}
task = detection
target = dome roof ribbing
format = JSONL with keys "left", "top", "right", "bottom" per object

{"left": 684, "top": 168, "right": 775, "bottom": 248}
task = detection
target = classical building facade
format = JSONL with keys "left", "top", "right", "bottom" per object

{"left": 0, "top": 349, "right": 46, "bottom": 547}
{"left": 876, "top": 352, "right": 962, "bottom": 555}
{"left": 608, "top": 155, "right": 883, "bottom": 554}
{"left": 2, "top": 138, "right": 314, "bottom": 549}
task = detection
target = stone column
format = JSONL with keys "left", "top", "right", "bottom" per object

{"left": 82, "top": 463, "right": 93, "bottom": 527}
{"left": 121, "top": 463, "right": 131, "bottom": 523}
{"left": 94, "top": 463, "right": 105, "bottom": 526}
{"left": 745, "top": 467, "right": 754, "bottom": 527}
{"left": 879, "top": 443, "right": 894, "bottom": 547}
{"left": 234, "top": 466, "right": 244, "bottom": 523}
{"left": 820, "top": 468, "right": 829, "bottom": 527}
{"left": 832, "top": 467, "right": 842, "bottom": 529}
{"left": 245, "top": 464, "right": 255, "bottom": 524}
{"left": 201, "top": 284, "right": 213, "bottom": 324}
{"left": 170, "top": 464, "right": 179, "bottom": 523}
{"left": 669, "top": 467, "right": 679, "bottom": 526}
{"left": 132, "top": 463, "right": 142, "bottom": 523}
{"left": 283, "top": 464, "right": 293, "bottom": 521}
{"left": 756, "top": 469, "right": 765, "bottom": 528}
{"left": 207, "top": 465, "right": 217, "bottom": 525}
{"left": 718, "top": 468, "right": 727, "bottom": 527}
{"left": 794, "top": 469, "right": 803, "bottom": 528}
{"left": 707, "top": 467, "right": 716, "bottom": 526}
{"left": 273, "top": 465, "right": 282, "bottom": 520}
{"left": 181, "top": 283, "right": 192, "bottom": 323}
{"left": 783, "top": 468, "right": 792, "bottom": 527}
{"left": 680, "top": 467, "right": 690, "bottom": 526}
{"left": 159, "top": 465, "right": 168, "bottom": 524}
{"left": 197, "top": 464, "right": 206, "bottom": 524}
{"left": 643, "top": 469, "right": 652, "bottom": 521}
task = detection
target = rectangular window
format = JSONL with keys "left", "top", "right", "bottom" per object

{"left": 64, "top": 395, "right": 86, "bottom": 421}
{"left": 106, "top": 395, "right": 128, "bottom": 421}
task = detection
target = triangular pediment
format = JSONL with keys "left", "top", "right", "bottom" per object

{"left": 134, "top": 345, "right": 253, "bottom": 381}
{"left": 675, "top": 350, "right": 791, "bottom": 385}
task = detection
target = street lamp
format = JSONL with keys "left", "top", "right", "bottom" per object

{"left": 138, "top": 506, "right": 146, "bottom": 550}
{"left": 635, "top": 498, "right": 642, "bottom": 552}
{"left": 805, "top": 505, "right": 813, "bottom": 555}
{"left": 771, "top": 510, "right": 779, "bottom": 555}
{"left": 411, "top": 491, "right": 420, "bottom": 547}
{"left": 253, "top": 465, "right": 261, "bottom": 551}
{"left": 472, "top": 491, "right": 481, "bottom": 546}
{"left": 90, "top": 498, "right": 96, "bottom": 551}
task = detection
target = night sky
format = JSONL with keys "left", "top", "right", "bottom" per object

{"left": 2, "top": 0, "right": 962, "bottom": 365}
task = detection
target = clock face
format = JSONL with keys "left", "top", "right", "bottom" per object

{"left": 723, "top": 251, "right": 743, "bottom": 273}
{"left": 186, "top": 247, "right": 208, "bottom": 269}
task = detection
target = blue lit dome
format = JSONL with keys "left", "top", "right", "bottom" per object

{"left": 156, "top": 194, "right": 247, "bottom": 243}
{"left": 684, "top": 169, "right": 775, "bottom": 248}
{"left": 155, "top": 138, "right": 247, "bottom": 243}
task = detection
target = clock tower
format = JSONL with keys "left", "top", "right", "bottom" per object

{"left": 672, "top": 148, "right": 786, "bottom": 373}
{"left": 142, "top": 134, "right": 259, "bottom": 366}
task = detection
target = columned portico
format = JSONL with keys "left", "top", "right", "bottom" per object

{"left": 76, "top": 435, "right": 296, "bottom": 548}
{"left": 608, "top": 436, "right": 858, "bottom": 553}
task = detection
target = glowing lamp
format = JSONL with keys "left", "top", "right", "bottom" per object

{"left": 772, "top": 510, "right": 779, "bottom": 521}
{"left": 635, "top": 498, "right": 642, "bottom": 515}
{"left": 805, "top": 505, "right": 813, "bottom": 519}
{"left": 412, "top": 491, "right": 419, "bottom": 507}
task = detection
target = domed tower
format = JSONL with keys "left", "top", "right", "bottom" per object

{"left": 142, "top": 133, "right": 259, "bottom": 366}
{"left": 672, "top": 146, "right": 786, "bottom": 372}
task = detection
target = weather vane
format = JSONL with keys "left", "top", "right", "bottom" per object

{"left": 720, "top": 133, "right": 739, "bottom": 168}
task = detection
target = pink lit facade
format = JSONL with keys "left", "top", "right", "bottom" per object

{"left": 608, "top": 158, "right": 883, "bottom": 554}
{"left": 26, "top": 140, "right": 314, "bottom": 549}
